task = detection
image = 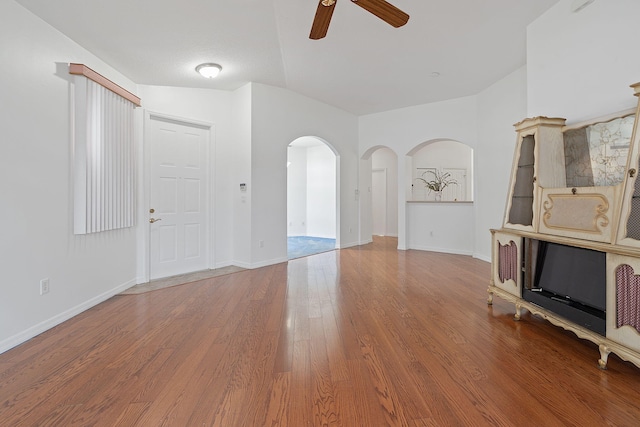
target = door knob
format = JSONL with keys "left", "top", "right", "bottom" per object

{"left": 149, "top": 218, "right": 162, "bottom": 223}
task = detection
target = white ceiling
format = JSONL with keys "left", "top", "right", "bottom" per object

{"left": 16, "top": 0, "right": 560, "bottom": 115}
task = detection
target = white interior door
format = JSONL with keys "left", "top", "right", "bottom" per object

{"left": 149, "top": 117, "right": 209, "bottom": 280}
{"left": 372, "top": 168, "right": 387, "bottom": 236}
{"left": 443, "top": 168, "right": 467, "bottom": 201}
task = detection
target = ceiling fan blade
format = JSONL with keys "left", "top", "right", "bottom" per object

{"left": 310, "top": 0, "right": 337, "bottom": 40}
{"left": 350, "top": 0, "right": 409, "bottom": 28}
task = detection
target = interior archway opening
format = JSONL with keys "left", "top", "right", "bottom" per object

{"left": 371, "top": 147, "right": 399, "bottom": 238}
{"left": 287, "top": 137, "right": 338, "bottom": 259}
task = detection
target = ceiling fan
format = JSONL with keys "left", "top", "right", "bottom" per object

{"left": 310, "top": 0, "right": 409, "bottom": 40}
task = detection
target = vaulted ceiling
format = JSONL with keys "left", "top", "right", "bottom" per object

{"left": 16, "top": 0, "right": 560, "bottom": 115}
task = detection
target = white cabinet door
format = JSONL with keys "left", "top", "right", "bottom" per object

{"left": 538, "top": 185, "right": 619, "bottom": 244}
{"left": 491, "top": 231, "right": 522, "bottom": 297}
{"left": 606, "top": 253, "right": 640, "bottom": 353}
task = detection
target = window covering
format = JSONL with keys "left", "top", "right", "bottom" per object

{"left": 71, "top": 64, "right": 139, "bottom": 234}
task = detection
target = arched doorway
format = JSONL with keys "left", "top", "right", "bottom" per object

{"left": 371, "top": 147, "right": 399, "bottom": 237}
{"left": 359, "top": 145, "right": 399, "bottom": 247}
{"left": 287, "top": 137, "right": 338, "bottom": 259}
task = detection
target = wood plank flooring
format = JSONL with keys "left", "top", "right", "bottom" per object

{"left": 2, "top": 237, "right": 640, "bottom": 426}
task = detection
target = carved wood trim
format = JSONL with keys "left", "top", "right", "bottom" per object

{"left": 542, "top": 193, "right": 609, "bottom": 234}
{"left": 487, "top": 284, "right": 640, "bottom": 370}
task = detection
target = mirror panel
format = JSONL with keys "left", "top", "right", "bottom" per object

{"left": 564, "top": 114, "right": 634, "bottom": 187}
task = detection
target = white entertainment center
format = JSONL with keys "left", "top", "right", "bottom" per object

{"left": 488, "top": 82, "right": 640, "bottom": 370}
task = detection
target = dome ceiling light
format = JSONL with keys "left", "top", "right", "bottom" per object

{"left": 195, "top": 63, "right": 222, "bottom": 79}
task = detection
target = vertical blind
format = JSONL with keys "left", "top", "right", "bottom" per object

{"left": 72, "top": 67, "right": 139, "bottom": 234}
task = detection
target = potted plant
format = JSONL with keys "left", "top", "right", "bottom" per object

{"left": 416, "top": 169, "right": 457, "bottom": 201}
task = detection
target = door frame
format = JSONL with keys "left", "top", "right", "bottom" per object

{"left": 137, "top": 111, "right": 215, "bottom": 283}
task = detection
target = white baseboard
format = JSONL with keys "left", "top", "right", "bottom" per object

{"left": 0, "top": 278, "right": 137, "bottom": 355}
{"left": 251, "top": 256, "right": 289, "bottom": 269}
{"left": 473, "top": 252, "right": 491, "bottom": 263}
{"left": 232, "top": 256, "right": 289, "bottom": 270}
{"left": 213, "top": 260, "right": 234, "bottom": 269}
{"left": 340, "top": 240, "right": 363, "bottom": 249}
{"left": 409, "top": 245, "right": 474, "bottom": 257}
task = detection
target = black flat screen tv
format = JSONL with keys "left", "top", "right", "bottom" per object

{"left": 532, "top": 240, "right": 606, "bottom": 312}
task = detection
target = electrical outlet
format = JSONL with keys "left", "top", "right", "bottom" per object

{"left": 259, "top": 240, "right": 264, "bottom": 248}
{"left": 40, "top": 278, "right": 50, "bottom": 295}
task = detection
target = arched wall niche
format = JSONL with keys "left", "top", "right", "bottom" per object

{"left": 408, "top": 138, "right": 474, "bottom": 202}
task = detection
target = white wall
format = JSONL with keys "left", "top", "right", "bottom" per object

{"left": 407, "top": 203, "right": 475, "bottom": 255}
{"left": 287, "top": 146, "right": 307, "bottom": 236}
{"left": 359, "top": 96, "right": 478, "bottom": 250}
{"left": 0, "top": 1, "right": 139, "bottom": 352}
{"left": 371, "top": 148, "right": 398, "bottom": 236}
{"left": 306, "top": 145, "right": 337, "bottom": 238}
{"left": 249, "top": 83, "right": 359, "bottom": 265}
{"left": 527, "top": 0, "right": 640, "bottom": 122}
{"left": 231, "top": 84, "right": 253, "bottom": 267}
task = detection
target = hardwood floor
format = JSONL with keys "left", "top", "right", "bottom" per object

{"left": 2, "top": 236, "right": 640, "bottom": 426}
